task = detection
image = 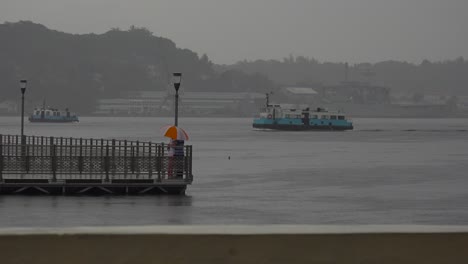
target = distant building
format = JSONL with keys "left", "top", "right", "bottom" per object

{"left": 94, "top": 91, "right": 167, "bottom": 116}
{"left": 95, "top": 91, "right": 265, "bottom": 116}
{"left": 173, "top": 91, "right": 265, "bottom": 116}
{"left": 279, "top": 87, "right": 319, "bottom": 105}
{"left": 456, "top": 96, "right": 468, "bottom": 111}
{"left": 0, "top": 100, "right": 17, "bottom": 114}
{"left": 320, "top": 82, "right": 391, "bottom": 104}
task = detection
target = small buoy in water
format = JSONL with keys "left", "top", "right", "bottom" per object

{"left": 228, "top": 156, "right": 230, "bottom": 160}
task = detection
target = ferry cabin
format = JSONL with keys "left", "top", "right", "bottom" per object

{"left": 31, "top": 108, "right": 77, "bottom": 120}
{"left": 254, "top": 104, "right": 353, "bottom": 130}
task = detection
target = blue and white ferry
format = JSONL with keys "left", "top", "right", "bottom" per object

{"left": 252, "top": 95, "right": 353, "bottom": 131}
{"left": 29, "top": 106, "right": 79, "bottom": 123}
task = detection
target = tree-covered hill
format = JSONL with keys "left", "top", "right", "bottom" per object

{"left": 2, "top": 21, "right": 467, "bottom": 115}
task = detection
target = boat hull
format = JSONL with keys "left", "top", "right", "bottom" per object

{"left": 253, "top": 123, "right": 353, "bottom": 131}
{"left": 253, "top": 116, "right": 353, "bottom": 131}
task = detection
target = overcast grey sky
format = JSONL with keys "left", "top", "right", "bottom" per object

{"left": 1, "top": 0, "right": 467, "bottom": 64}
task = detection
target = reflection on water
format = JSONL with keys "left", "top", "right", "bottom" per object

{"left": 0, "top": 117, "right": 468, "bottom": 227}
{"left": 154, "top": 195, "right": 193, "bottom": 206}
{"left": 0, "top": 195, "right": 194, "bottom": 227}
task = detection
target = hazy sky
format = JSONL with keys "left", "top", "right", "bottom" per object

{"left": 1, "top": 0, "right": 467, "bottom": 64}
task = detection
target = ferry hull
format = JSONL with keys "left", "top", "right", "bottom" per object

{"left": 253, "top": 95, "right": 353, "bottom": 131}
{"left": 253, "top": 123, "right": 353, "bottom": 131}
{"left": 29, "top": 105, "right": 79, "bottom": 123}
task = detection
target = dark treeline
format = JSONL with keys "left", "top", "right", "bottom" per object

{"left": 223, "top": 55, "right": 468, "bottom": 96}
{"left": 0, "top": 21, "right": 274, "bottom": 114}
{"left": 1, "top": 21, "right": 467, "bottom": 115}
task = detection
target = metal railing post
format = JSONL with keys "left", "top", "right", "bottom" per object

{"left": 105, "top": 144, "right": 110, "bottom": 182}
{"left": 25, "top": 145, "right": 30, "bottom": 173}
{"left": 78, "top": 138, "right": 83, "bottom": 174}
{"left": 111, "top": 139, "right": 116, "bottom": 177}
{"left": 148, "top": 143, "right": 152, "bottom": 179}
{"left": 51, "top": 140, "right": 57, "bottom": 182}
{"left": 189, "top": 146, "right": 193, "bottom": 182}
{"left": 156, "top": 144, "right": 162, "bottom": 182}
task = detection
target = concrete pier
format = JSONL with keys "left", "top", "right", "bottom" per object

{"left": 1, "top": 225, "right": 468, "bottom": 264}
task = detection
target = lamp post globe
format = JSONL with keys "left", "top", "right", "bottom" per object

{"left": 172, "top": 73, "right": 182, "bottom": 126}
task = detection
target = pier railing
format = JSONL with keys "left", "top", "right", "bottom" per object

{"left": 0, "top": 134, "right": 193, "bottom": 183}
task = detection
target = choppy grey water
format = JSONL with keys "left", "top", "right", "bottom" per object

{"left": 0, "top": 116, "right": 467, "bottom": 227}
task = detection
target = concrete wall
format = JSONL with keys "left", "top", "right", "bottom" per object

{"left": 1, "top": 225, "right": 468, "bottom": 264}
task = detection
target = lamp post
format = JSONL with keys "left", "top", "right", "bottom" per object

{"left": 20, "top": 80, "right": 27, "bottom": 146}
{"left": 172, "top": 73, "right": 182, "bottom": 126}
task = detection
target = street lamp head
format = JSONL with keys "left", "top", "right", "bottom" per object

{"left": 20, "top": 79, "right": 27, "bottom": 94}
{"left": 172, "top": 72, "right": 182, "bottom": 91}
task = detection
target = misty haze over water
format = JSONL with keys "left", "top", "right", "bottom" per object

{"left": 0, "top": 117, "right": 467, "bottom": 227}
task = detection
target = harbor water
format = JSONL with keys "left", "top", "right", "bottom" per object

{"left": 0, "top": 116, "right": 467, "bottom": 227}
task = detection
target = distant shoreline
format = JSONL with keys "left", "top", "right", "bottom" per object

{"left": 1, "top": 113, "right": 468, "bottom": 118}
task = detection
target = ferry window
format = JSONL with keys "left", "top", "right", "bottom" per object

{"left": 330, "top": 115, "right": 337, "bottom": 120}
{"left": 285, "top": 114, "right": 290, "bottom": 118}
{"left": 321, "top": 115, "right": 328, "bottom": 119}
{"left": 311, "top": 115, "right": 318, "bottom": 119}
{"left": 296, "top": 115, "right": 301, "bottom": 118}
{"left": 338, "top": 116, "right": 345, "bottom": 120}
{"left": 46, "top": 112, "right": 50, "bottom": 116}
